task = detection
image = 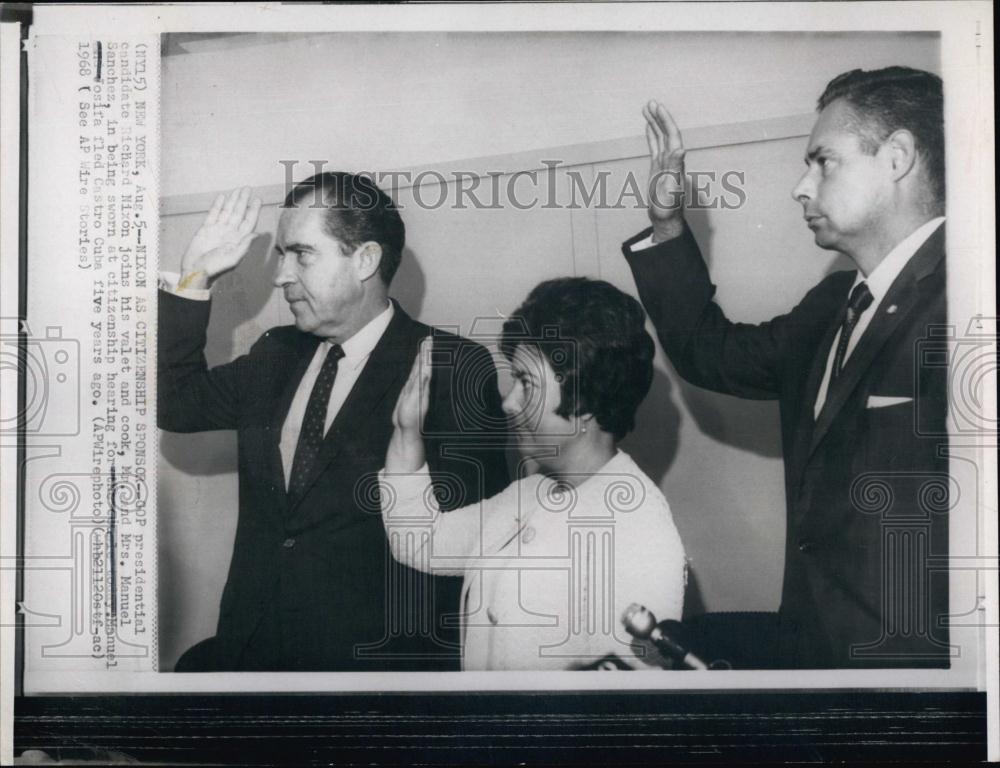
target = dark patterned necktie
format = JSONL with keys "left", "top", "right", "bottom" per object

{"left": 288, "top": 343, "right": 345, "bottom": 498}
{"left": 830, "top": 281, "right": 874, "bottom": 383}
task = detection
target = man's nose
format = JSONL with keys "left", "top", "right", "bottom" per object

{"left": 273, "top": 257, "right": 295, "bottom": 288}
{"left": 791, "top": 170, "right": 814, "bottom": 204}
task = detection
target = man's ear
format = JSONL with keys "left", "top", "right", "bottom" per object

{"left": 883, "top": 129, "right": 918, "bottom": 183}
{"left": 353, "top": 242, "right": 383, "bottom": 282}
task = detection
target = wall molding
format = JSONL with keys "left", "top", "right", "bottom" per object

{"left": 160, "top": 113, "right": 814, "bottom": 217}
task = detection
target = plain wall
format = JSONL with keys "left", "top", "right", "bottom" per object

{"left": 161, "top": 31, "right": 940, "bottom": 197}
{"left": 157, "top": 31, "right": 940, "bottom": 670}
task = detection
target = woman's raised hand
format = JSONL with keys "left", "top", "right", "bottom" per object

{"left": 392, "top": 336, "right": 433, "bottom": 436}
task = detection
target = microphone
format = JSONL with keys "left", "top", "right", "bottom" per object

{"left": 622, "top": 603, "right": 709, "bottom": 670}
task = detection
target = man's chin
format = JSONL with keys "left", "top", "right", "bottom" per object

{"left": 810, "top": 230, "right": 839, "bottom": 251}
{"left": 286, "top": 307, "right": 310, "bottom": 330}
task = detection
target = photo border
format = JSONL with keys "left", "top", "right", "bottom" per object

{"left": 3, "top": 2, "right": 996, "bottom": 763}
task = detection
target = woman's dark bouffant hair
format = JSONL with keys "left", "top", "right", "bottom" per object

{"left": 499, "top": 277, "right": 655, "bottom": 442}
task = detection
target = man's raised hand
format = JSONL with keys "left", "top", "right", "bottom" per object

{"left": 643, "top": 101, "right": 686, "bottom": 242}
{"left": 179, "top": 186, "right": 262, "bottom": 290}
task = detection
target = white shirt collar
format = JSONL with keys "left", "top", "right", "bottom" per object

{"left": 853, "top": 217, "right": 945, "bottom": 301}
{"left": 324, "top": 301, "right": 395, "bottom": 369}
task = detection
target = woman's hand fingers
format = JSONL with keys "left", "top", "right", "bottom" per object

{"left": 393, "top": 338, "right": 433, "bottom": 432}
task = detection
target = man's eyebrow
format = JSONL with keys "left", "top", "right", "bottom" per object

{"left": 804, "top": 146, "right": 832, "bottom": 163}
{"left": 275, "top": 241, "right": 315, "bottom": 253}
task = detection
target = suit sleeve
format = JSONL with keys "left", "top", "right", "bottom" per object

{"left": 423, "top": 336, "right": 510, "bottom": 510}
{"left": 157, "top": 288, "right": 254, "bottom": 432}
{"left": 623, "top": 225, "right": 793, "bottom": 400}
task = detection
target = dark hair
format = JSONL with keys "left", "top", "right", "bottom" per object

{"left": 817, "top": 66, "right": 945, "bottom": 207}
{"left": 499, "top": 278, "right": 655, "bottom": 442}
{"left": 283, "top": 171, "right": 406, "bottom": 285}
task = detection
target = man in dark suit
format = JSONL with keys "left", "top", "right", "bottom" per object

{"left": 623, "top": 67, "right": 949, "bottom": 668}
{"left": 159, "top": 174, "right": 508, "bottom": 671}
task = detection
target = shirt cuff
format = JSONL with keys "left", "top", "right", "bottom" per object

{"left": 158, "top": 271, "right": 212, "bottom": 301}
{"left": 627, "top": 233, "right": 656, "bottom": 252}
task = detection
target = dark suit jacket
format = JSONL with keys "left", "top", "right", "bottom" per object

{"left": 623, "top": 224, "right": 949, "bottom": 669}
{"left": 158, "top": 291, "right": 509, "bottom": 671}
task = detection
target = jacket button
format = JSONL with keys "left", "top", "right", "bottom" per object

{"left": 797, "top": 538, "right": 815, "bottom": 553}
{"left": 486, "top": 608, "right": 498, "bottom": 625}
{"left": 283, "top": 537, "right": 296, "bottom": 548}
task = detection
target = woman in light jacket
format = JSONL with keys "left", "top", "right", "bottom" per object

{"left": 380, "top": 277, "right": 685, "bottom": 670}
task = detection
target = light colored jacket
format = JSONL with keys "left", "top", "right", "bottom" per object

{"left": 380, "top": 450, "right": 686, "bottom": 670}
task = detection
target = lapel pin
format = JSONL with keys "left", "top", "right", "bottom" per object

{"left": 886, "top": 304, "right": 898, "bottom": 314}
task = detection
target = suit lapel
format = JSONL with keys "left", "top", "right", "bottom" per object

{"left": 787, "top": 306, "right": 844, "bottom": 493}
{"left": 285, "top": 302, "right": 421, "bottom": 516}
{"left": 808, "top": 227, "right": 945, "bottom": 457}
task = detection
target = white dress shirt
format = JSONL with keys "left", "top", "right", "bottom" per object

{"left": 158, "top": 273, "right": 394, "bottom": 488}
{"left": 277, "top": 302, "right": 394, "bottom": 488}
{"left": 812, "top": 217, "right": 944, "bottom": 417}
